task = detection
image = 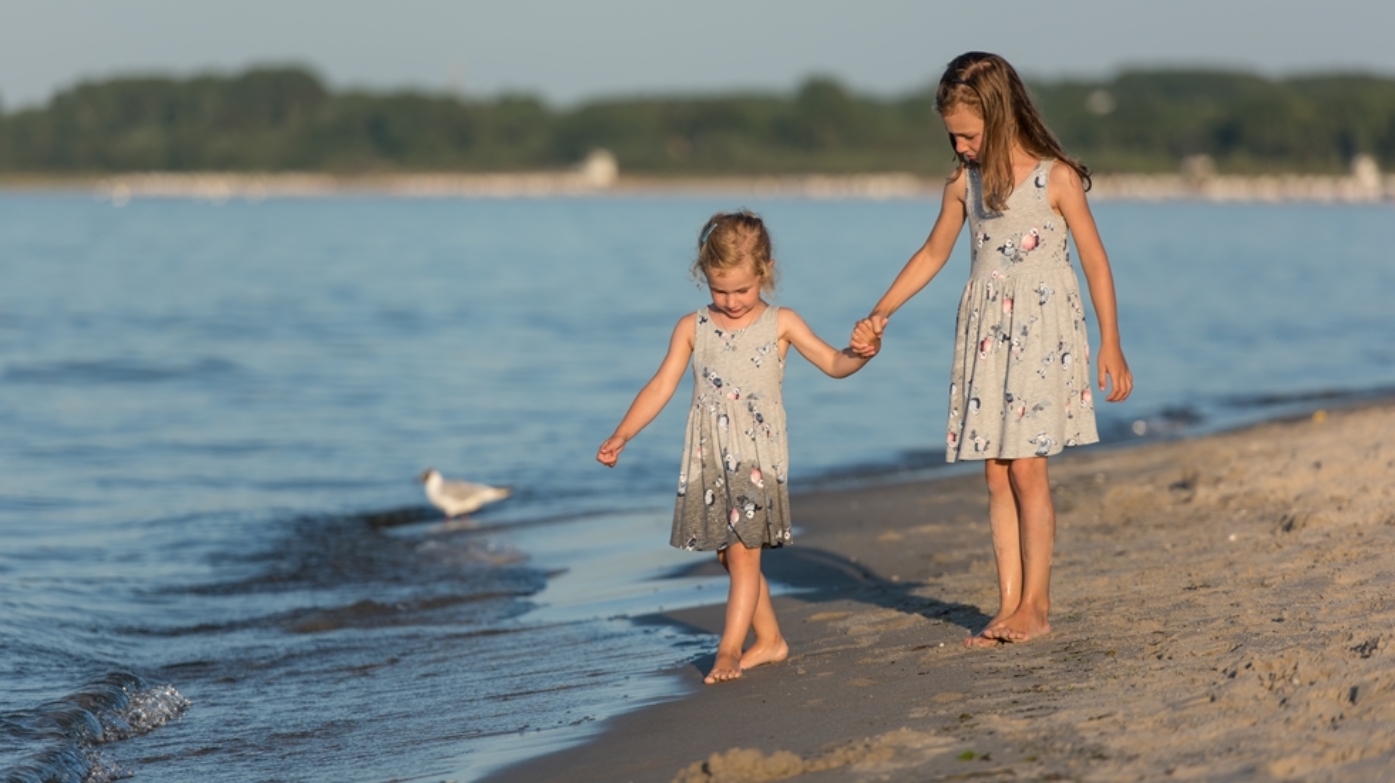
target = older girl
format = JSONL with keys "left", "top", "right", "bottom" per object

{"left": 853, "top": 52, "right": 1133, "bottom": 645}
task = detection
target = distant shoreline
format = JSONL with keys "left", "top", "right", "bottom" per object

{"left": 3, "top": 169, "right": 1393, "bottom": 204}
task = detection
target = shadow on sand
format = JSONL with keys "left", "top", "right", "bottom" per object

{"left": 656, "top": 544, "right": 994, "bottom": 675}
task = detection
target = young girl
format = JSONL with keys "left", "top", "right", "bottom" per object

{"left": 851, "top": 52, "right": 1133, "bottom": 646}
{"left": 598, "top": 210, "right": 874, "bottom": 684}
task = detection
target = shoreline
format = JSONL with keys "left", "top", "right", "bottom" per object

{"left": 3, "top": 169, "right": 1394, "bottom": 204}
{"left": 480, "top": 396, "right": 1395, "bottom": 782}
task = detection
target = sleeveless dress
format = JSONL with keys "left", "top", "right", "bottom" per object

{"left": 947, "top": 160, "right": 1099, "bottom": 462}
{"left": 672, "top": 305, "right": 792, "bottom": 551}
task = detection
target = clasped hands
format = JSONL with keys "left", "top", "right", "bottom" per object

{"left": 848, "top": 314, "right": 889, "bottom": 358}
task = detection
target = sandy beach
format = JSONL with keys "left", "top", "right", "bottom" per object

{"left": 485, "top": 400, "right": 1395, "bottom": 782}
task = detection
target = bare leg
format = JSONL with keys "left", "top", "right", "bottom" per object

{"left": 983, "top": 457, "right": 1054, "bottom": 642}
{"left": 738, "top": 569, "right": 789, "bottom": 671}
{"left": 966, "top": 458, "right": 1023, "bottom": 648}
{"left": 707, "top": 545, "right": 764, "bottom": 683}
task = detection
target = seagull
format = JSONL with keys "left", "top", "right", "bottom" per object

{"left": 417, "top": 468, "right": 511, "bottom": 519}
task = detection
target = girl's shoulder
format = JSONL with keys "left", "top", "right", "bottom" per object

{"left": 674, "top": 311, "right": 700, "bottom": 344}
{"left": 1046, "top": 159, "right": 1086, "bottom": 191}
{"left": 774, "top": 306, "right": 814, "bottom": 339}
{"left": 946, "top": 166, "right": 969, "bottom": 201}
{"left": 1046, "top": 160, "right": 1089, "bottom": 211}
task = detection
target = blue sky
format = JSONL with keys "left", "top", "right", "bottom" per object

{"left": 2, "top": 0, "right": 1393, "bottom": 108}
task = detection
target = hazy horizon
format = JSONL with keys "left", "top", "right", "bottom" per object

{"left": 3, "top": 0, "right": 1395, "bottom": 109}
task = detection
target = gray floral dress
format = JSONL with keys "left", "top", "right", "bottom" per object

{"left": 947, "top": 160, "right": 1099, "bottom": 461}
{"left": 672, "top": 305, "right": 792, "bottom": 551}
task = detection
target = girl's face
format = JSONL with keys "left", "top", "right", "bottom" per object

{"left": 942, "top": 106, "right": 985, "bottom": 162}
{"left": 704, "top": 261, "right": 765, "bottom": 322}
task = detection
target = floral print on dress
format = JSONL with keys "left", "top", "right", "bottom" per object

{"left": 945, "top": 160, "right": 1099, "bottom": 462}
{"left": 672, "top": 307, "right": 791, "bottom": 550}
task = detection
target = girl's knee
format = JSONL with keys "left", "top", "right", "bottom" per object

{"left": 722, "top": 542, "right": 763, "bottom": 569}
{"left": 984, "top": 459, "right": 1014, "bottom": 496}
{"left": 731, "top": 543, "right": 762, "bottom": 560}
{"left": 1007, "top": 457, "right": 1049, "bottom": 484}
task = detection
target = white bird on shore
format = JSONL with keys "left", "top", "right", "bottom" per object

{"left": 417, "top": 469, "right": 511, "bottom": 519}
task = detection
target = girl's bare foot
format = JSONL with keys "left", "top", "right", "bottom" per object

{"left": 705, "top": 651, "right": 743, "bottom": 684}
{"left": 963, "top": 632, "right": 1002, "bottom": 648}
{"left": 739, "top": 637, "right": 789, "bottom": 671}
{"left": 964, "top": 612, "right": 1012, "bottom": 648}
{"left": 982, "top": 607, "right": 1050, "bottom": 642}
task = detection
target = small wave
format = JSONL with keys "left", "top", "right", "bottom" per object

{"left": 1223, "top": 385, "right": 1395, "bottom": 409}
{"left": 281, "top": 592, "right": 538, "bottom": 633}
{"left": 350, "top": 505, "right": 438, "bottom": 528}
{"left": 96, "top": 685, "right": 188, "bottom": 743}
{"left": 1101, "top": 405, "right": 1205, "bottom": 441}
{"left": 794, "top": 447, "right": 953, "bottom": 488}
{"left": 1, "top": 672, "right": 189, "bottom": 783}
{"left": 1, "top": 357, "right": 240, "bottom": 386}
{"left": 187, "top": 510, "right": 540, "bottom": 596}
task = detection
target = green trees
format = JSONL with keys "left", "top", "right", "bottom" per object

{"left": 3, "top": 66, "right": 1393, "bottom": 174}
{"left": 1032, "top": 70, "right": 1395, "bottom": 173}
{"left": 0, "top": 68, "right": 328, "bottom": 171}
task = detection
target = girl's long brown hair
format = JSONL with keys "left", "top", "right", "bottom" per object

{"left": 936, "top": 52, "right": 1090, "bottom": 211}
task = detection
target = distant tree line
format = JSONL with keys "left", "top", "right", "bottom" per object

{"left": 2, "top": 66, "right": 1393, "bottom": 175}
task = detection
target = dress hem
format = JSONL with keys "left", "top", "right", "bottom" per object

{"left": 669, "top": 539, "right": 790, "bottom": 553}
{"left": 946, "top": 435, "right": 1100, "bottom": 463}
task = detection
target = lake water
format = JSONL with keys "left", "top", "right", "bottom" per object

{"left": 2, "top": 193, "right": 1393, "bottom": 782}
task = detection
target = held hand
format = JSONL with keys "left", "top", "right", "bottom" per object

{"left": 870, "top": 314, "right": 889, "bottom": 337}
{"left": 596, "top": 435, "right": 628, "bottom": 467}
{"left": 849, "top": 316, "right": 888, "bottom": 357}
{"left": 849, "top": 321, "right": 882, "bottom": 357}
{"left": 1096, "top": 345, "right": 1133, "bottom": 402}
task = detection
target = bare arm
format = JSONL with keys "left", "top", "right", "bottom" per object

{"left": 778, "top": 309, "right": 873, "bottom": 378}
{"left": 1051, "top": 164, "right": 1133, "bottom": 402}
{"left": 596, "top": 315, "right": 695, "bottom": 467}
{"left": 851, "top": 173, "right": 967, "bottom": 354}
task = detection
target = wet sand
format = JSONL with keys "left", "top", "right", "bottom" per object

{"left": 485, "top": 401, "right": 1395, "bottom": 782}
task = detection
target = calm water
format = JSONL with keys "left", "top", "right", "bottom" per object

{"left": 1, "top": 193, "right": 1392, "bottom": 782}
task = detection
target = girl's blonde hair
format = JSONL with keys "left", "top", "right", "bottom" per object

{"left": 936, "top": 52, "right": 1091, "bottom": 212}
{"left": 693, "top": 210, "right": 777, "bottom": 293}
